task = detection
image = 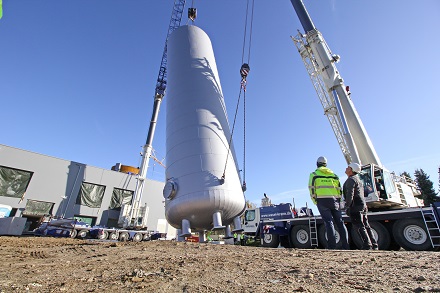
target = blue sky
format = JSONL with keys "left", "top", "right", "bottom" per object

{"left": 1, "top": 0, "right": 439, "bottom": 214}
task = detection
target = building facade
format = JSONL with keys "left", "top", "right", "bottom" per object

{"left": 0, "top": 144, "right": 171, "bottom": 236}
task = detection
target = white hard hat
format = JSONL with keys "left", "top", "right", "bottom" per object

{"left": 348, "top": 163, "right": 361, "bottom": 174}
{"left": 317, "top": 156, "right": 327, "bottom": 164}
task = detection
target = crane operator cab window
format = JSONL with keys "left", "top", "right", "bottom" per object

{"left": 381, "top": 170, "right": 397, "bottom": 199}
{"left": 359, "top": 168, "right": 374, "bottom": 197}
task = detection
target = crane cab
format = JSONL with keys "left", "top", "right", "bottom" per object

{"left": 359, "top": 164, "right": 422, "bottom": 210}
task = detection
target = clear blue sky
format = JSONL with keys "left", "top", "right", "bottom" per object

{"left": 1, "top": 0, "right": 439, "bottom": 214}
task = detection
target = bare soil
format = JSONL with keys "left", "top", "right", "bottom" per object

{"left": 0, "top": 236, "right": 439, "bottom": 293}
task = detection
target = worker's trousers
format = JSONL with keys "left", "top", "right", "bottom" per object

{"left": 350, "top": 209, "right": 378, "bottom": 249}
{"left": 317, "top": 203, "right": 349, "bottom": 249}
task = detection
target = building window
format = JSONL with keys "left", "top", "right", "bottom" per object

{"left": 0, "top": 165, "right": 33, "bottom": 199}
{"left": 76, "top": 182, "right": 105, "bottom": 208}
{"left": 109, "top": 188, "right": 133, "bottom": 210}
{"left": 23, "top": 199, "right": 54, "bottom": 216}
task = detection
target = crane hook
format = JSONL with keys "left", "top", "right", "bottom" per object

{"left": 240, "top": 63, "right": 250, "bottom": 80}
{"left": 188, "top": 8, "right": 197, "bottom": 21}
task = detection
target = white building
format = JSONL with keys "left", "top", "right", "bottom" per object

{"left": 0, "top": 144, "right": 173, "bottom": 237}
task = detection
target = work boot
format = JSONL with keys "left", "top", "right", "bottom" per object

{"left": 361, "top": 244, "right": 372, "bottom": 250}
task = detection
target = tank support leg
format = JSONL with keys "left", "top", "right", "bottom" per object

{"left": 198, "top": 231, "right": 206, "bottom": 243}
{"left": 176, "top": 229, "right": 185, "bottom": 242}
{"left": 232, "top": 216, "right": 243, "bottom": 232}
{"left": 212, "top": 211, "right": 226, "bottom": 230}
{"left": 224, "top": 225, "right": 233, "bottom": 239}
{"left": 180, "top": 219, "right": 192, "bottom": 237}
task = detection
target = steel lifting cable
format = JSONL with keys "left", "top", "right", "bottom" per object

{"left": 221, "top": 0, "right": 254, "bottom": 192}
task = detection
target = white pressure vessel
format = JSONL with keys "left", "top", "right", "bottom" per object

{"left": 164, "top": 25, "right": 245, "bottom": 235}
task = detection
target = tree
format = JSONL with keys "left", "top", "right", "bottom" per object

{"left": 400, "top": 171, "right": 412, "bottom": 179}
{"left": 414, "top": 169, "right": 439, "bottom": 206}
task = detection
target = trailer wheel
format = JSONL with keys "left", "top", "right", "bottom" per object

{"left": 133, "top": 233, "right": 143, "bottom": 242}
{"left": 70, "top": 230, "right": 78, "bottom": 238}
{"left": 97, "top": 231, "right": 108, "bottom": 240}
{"left": 392, "top": 218, "right": 432, "bottom": 251}
{"left": 119, "top": 232, "right": 130, "bottom": 242}
{"left": 109, "top": 232, "right": 118, "bottom": 240}
{"left": 351, "top": 221, "right": 390, "bottom": 250}
{"left": 77, "top": 230, "right": 89, "bottom": 239}
{"left": 318, "top": 224, "right": 345, "bottom": 249}
{"left": 261, "top": 233, "right": 280, "bottom": 248}
{"left": 290, "top": 225, "right": 311, "bottom": 249}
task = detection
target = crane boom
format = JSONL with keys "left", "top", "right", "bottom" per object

{"left": 290, "top": 0, "right": 381, "bottom": 167}
{"left": 124, "top": 0, "right": 187, "bottom": 228}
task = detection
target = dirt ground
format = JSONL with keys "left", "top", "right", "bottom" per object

{"left": 0, "top": 236, "right": 439, "bottom": 293}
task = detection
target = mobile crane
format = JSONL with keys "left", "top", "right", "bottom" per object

{"left": 113, "top": 0, "right": 188, "bottom": 239}
{"left": 242, "top": 0, "right": 440, "bottom": 251}
{"left": 290, "top": 0, "right": 422, "bottom": 210}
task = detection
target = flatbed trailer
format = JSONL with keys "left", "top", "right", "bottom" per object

{"left": 34, "top": 218, "right": 166, "bottom": 242}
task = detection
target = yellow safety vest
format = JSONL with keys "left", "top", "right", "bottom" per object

{"left": 308, "top": 167, "right": 341, "bottom": 204}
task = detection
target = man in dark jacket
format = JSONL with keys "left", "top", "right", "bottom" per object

{"left": 343, "top": 163, "right": 378, "bottom": 250}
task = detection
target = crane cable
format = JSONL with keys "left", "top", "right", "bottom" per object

{"left": 221, "top": 0, "right": 255, "bottom": 192}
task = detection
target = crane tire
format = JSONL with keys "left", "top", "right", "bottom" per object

{"left": 388, "top": 240, "right": 401, "bottom": 251}
{"left": 280, "top": 235, "right": 291, "bottom": 248}
{"left": 261, "top": 233, "right": 280, "bottom": 248}
{"left": 290, "top": 225, "right": 312, "bottom": 249}
{"left": 351, "top": 221, "right": 390, "bottom": 250}
{"left": 318, "top": 224, "right": 344, "bottom": 249}
{"left": 392, "top": 218, "right": 433, "bottom": 251}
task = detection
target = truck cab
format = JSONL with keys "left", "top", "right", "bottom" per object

{"left": 242, "top": 208, "right": 260, "bottom": 236}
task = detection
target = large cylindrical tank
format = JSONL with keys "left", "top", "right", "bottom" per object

{"left": 164, "top": 25, "right": 245, "bottom": 232}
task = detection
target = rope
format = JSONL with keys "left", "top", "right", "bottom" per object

{"left": 221, "top": 0, "right": 254, "bottom": 193}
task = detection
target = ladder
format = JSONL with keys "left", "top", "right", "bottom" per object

{"left": 308, "top": 216, "right": 318, "bottom": 248}
{"left": 396, "top": 183, "right": 407, "bottom": 206}
{"left": 420, "top": 203, "right": 440, "bottom": 248}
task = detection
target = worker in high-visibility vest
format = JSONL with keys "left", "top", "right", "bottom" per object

{"left": 309, "top": 156, "right": 349, "bottom": 249}
{"left": 240, "top": 233, "right": 246, "bottom": 246}
{"left": 206, "top": 230, "right": 213, "bottom": 242}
